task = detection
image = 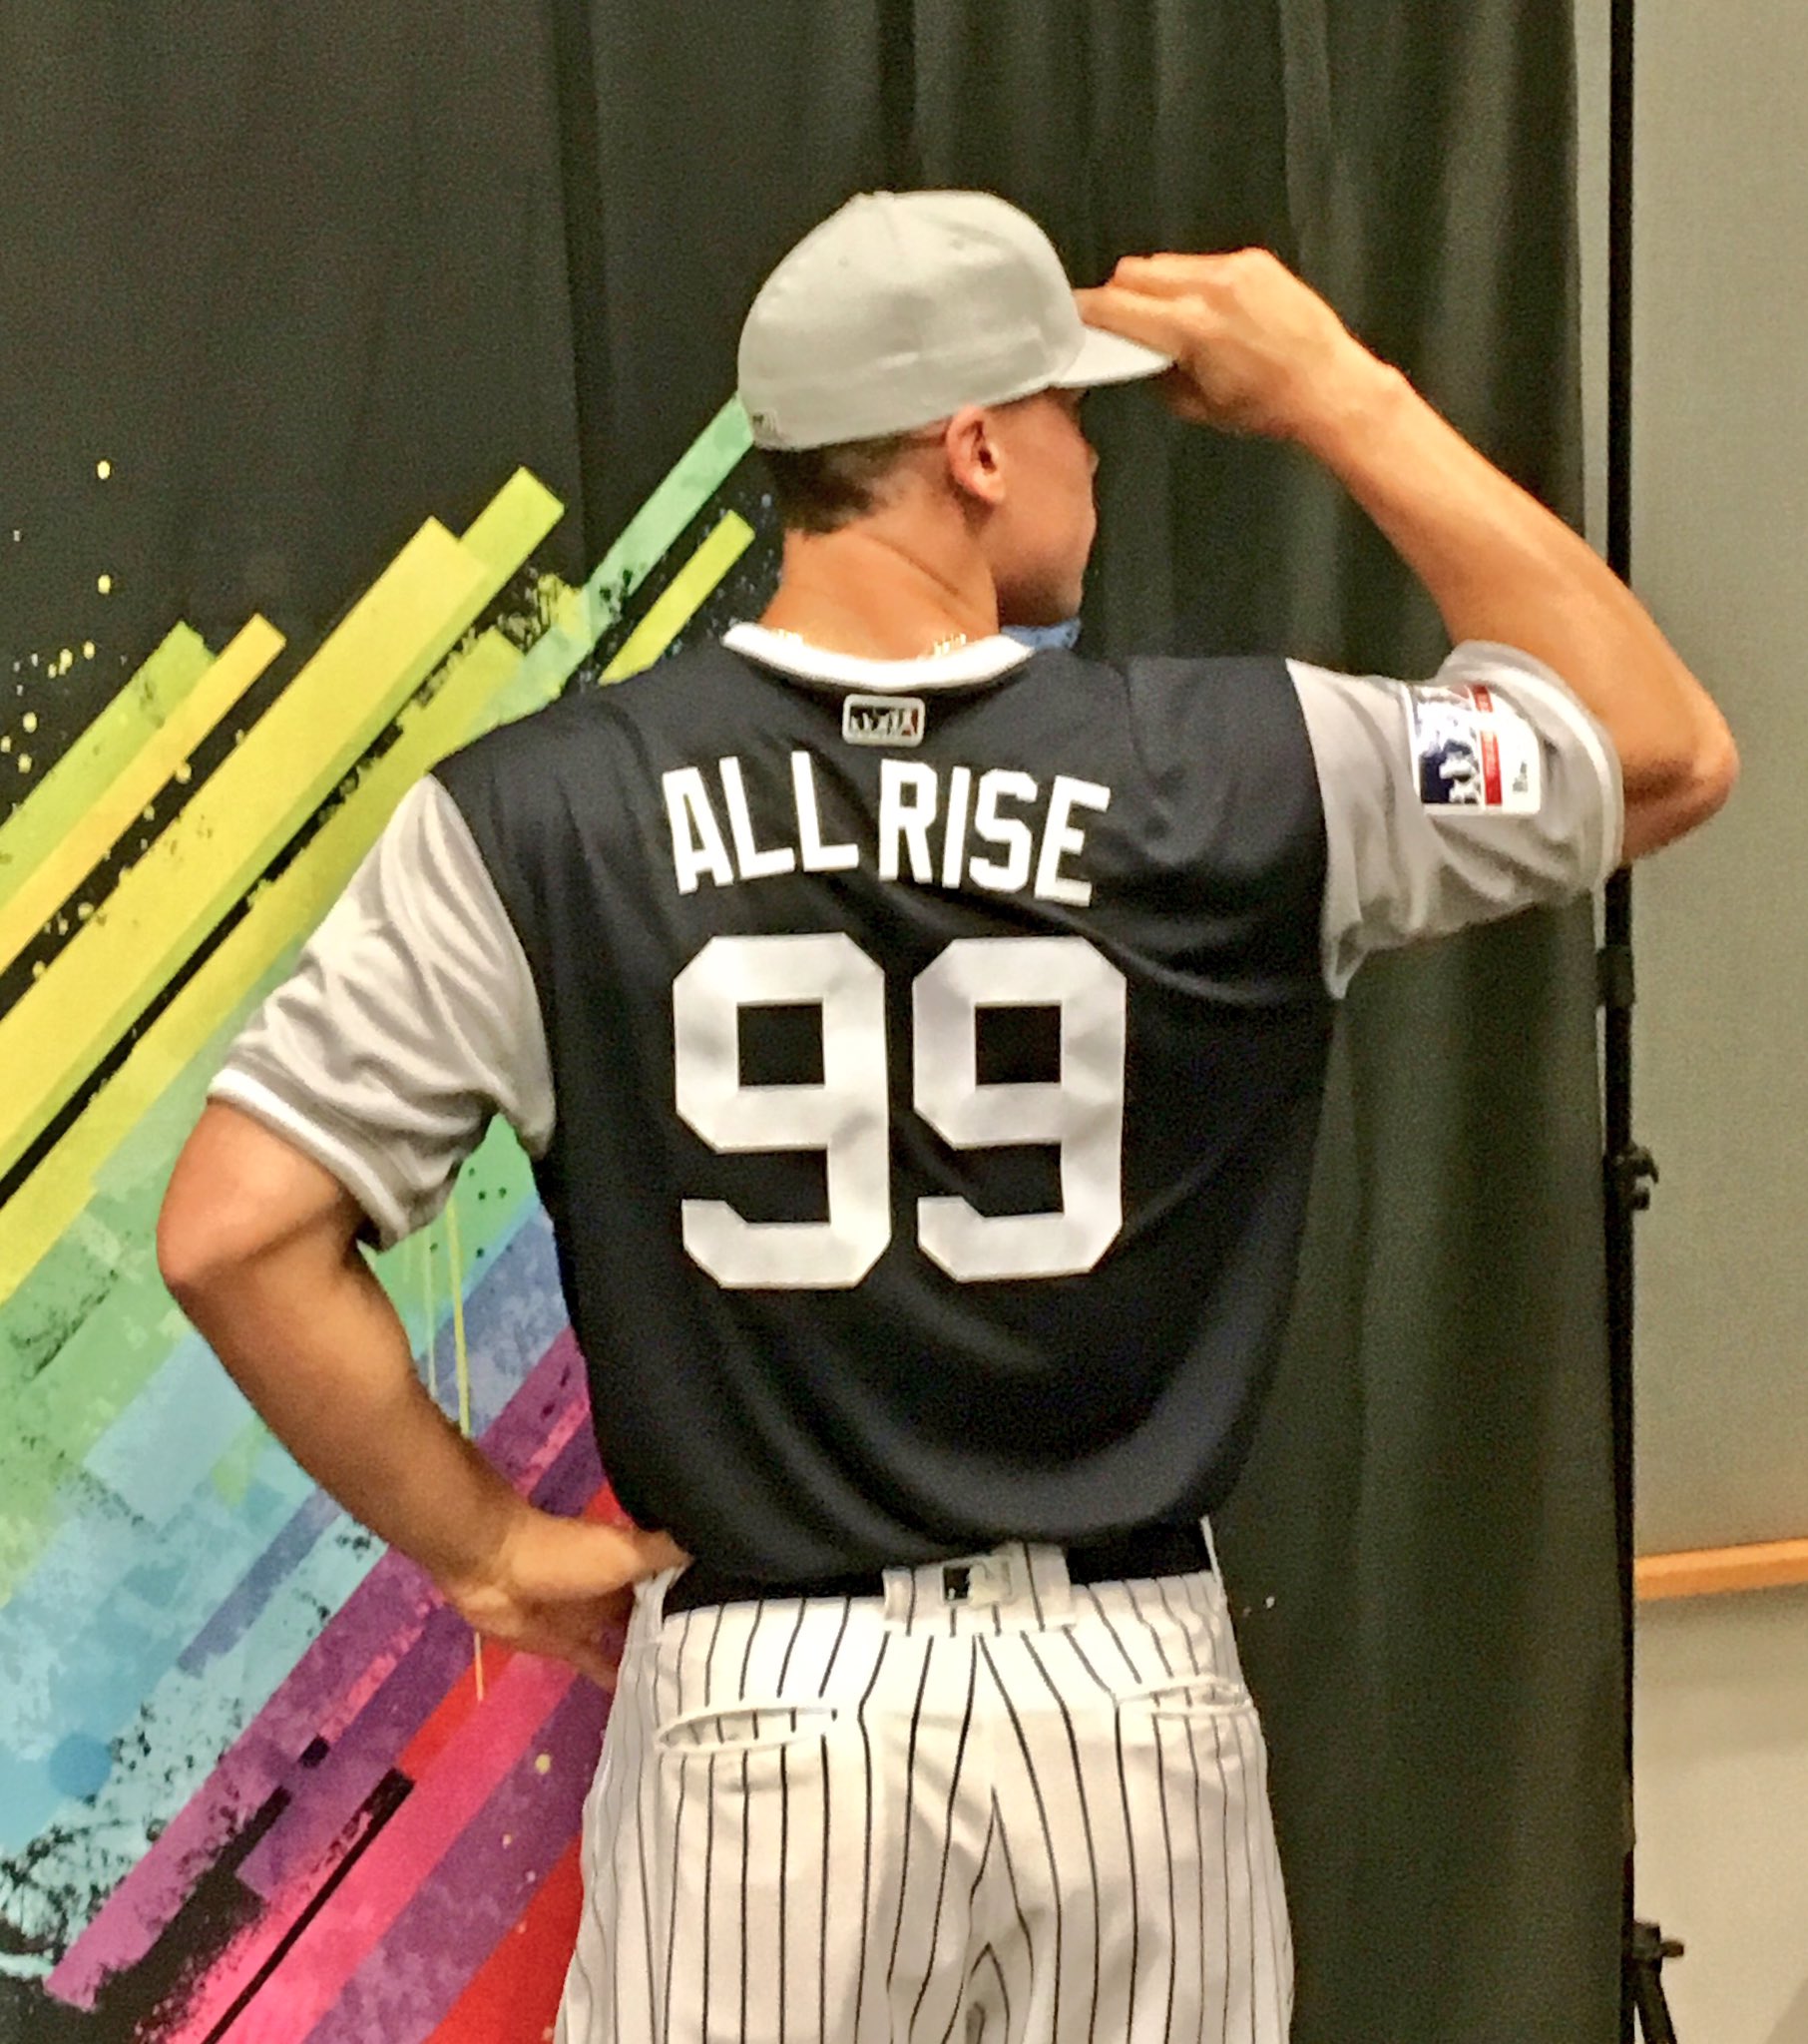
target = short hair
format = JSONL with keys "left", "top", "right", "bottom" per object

{"left": 760, "top": 430, "right": 924, "bottom": 535}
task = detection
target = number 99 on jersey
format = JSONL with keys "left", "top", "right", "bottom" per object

{"left": 672, "top": 933, "right": 1127, "bottom": 1287}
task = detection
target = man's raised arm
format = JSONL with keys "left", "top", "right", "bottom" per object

{"left": 1079, "top": 250, "right": 1736, "bottom": 859}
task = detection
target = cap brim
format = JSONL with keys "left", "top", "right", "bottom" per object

{"left": 1054, "top": 323, "right": 1172, "bottom": 389}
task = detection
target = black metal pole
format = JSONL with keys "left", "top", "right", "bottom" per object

{"left": 1604, "top": 0, "right": 1636, "bottom": 1766}
{"left": 1600, "top": 1, "right": 1669, "bottom": 2035}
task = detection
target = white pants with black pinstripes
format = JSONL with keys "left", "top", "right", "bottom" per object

{"left": 556, "top": 1526, "right": 1292, "bottom": 2044}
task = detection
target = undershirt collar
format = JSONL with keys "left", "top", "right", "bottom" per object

{"left": 722, "top": 621, "right": 1033, "bottom": 695}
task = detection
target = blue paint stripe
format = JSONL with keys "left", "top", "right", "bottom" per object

{"left": 176, "top": 1489, "right": 339, "bottom": 1679}
{"left": 0, "top": 1208, "right": 567, "bottom": 1861}
{"left": 0, "top": 1182, "right": 540, "bottom": 1736}
{"left": 4, "top": 1494, "right": 390, "bottom": 1928}
{"left": 82, "top": 1337, "right": 257, "bottom": 1526}
{"left": 181, "top": 1203, "right": 555, "bottom": 1674}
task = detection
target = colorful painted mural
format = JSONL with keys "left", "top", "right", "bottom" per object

{"left": 0, "top": 402, "right": 774, "bottom": 2040}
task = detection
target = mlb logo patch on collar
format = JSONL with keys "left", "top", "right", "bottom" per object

{"left": 1406, "top": 682, "right": 1542, "bottom": 814}
{"left": 843, "top": 694, "right": 926, "bottom": 747}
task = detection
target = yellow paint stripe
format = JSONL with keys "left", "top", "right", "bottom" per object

{"left": 0, "top": 524, "right": 490, "bottom": 1180}
{"left": 0, "top": 495, "right": 738, "bottom": 1314}
{"left": 601, "top": 511, "right": 757, "bottom": 680}
{"left": 0, "top": 626, "right": 212, "bottom": 907}
{"left": 0, "top": 470, "right": 559, "bottom": 1185}
{"left": 0, "top": 628, "right": 523, "bottom": 1307}
{"left": 420, "top": 1229, "right": 439, "bottom": 1404}
{"left": 0, "top": 618, "right": 284, "bottom": 977}
{"left": 446, "top": 1195, "right": 473, "bottom": 1438}
{"left": 459, "top": 472, "right": 562, "bottom": 581}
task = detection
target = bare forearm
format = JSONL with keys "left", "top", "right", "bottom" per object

{"left": 170, "top": 1239, "right": 527, "bottom": 1589}
{"left": 1300, "top": 353, "right": 1737, "bottom": 837}
{"left": 159, "top": 1107, "right": 682, "bottom": 1679}
{"left": 1080, "top": 251, "right": 1737, "bottom": 855}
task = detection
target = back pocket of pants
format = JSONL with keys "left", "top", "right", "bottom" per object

{"left": 655, "top": 1700, "right": 840, "bottom": 1757}
{"left": 1128, "top": 1672, "right": 1254, "bottom": 1721}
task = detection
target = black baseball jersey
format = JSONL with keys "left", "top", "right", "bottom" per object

{"left": 211, "top": 627, "right": 1620, "bottom": 1576}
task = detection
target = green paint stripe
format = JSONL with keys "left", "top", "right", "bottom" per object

{"left": 0, "top": 525, "right": 485, "bottom": 1179}
{"left": 601, "top": 512, "right": 756, "bottom": 681}
{"left": 0, "top": 1085, "right": 541, "bottom": 1605}
{"left": 0, "top": 471, "right": 563, "bottom": 1186}
{"left": 0, "top": 412, "right": 754, "bottom": 1581}
{"left": 583, "top": 399, "right": 753, "bottom": 616}
{"left": 476, "top": 397, "right": 753, "bottom": 731}
{"left": 0, "top": 626, "right": 213, "bottom": 909}
{"left": 0, "top": 628, "right": 526, "bottom": 1364}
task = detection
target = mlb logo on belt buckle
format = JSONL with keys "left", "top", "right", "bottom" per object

{"left": 941, "top": 1553, "right": 1014, "bottom": 1607}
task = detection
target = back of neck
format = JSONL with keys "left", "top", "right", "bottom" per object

{"left": 761, "top": 524, "right": 997, "bottom": 660}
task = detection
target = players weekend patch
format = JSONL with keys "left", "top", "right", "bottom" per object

{"left": 1405, "top": 682, "right": 1542, "bottom": 813}
{"left": 843, "top": 694, "right": 926, "bottom": 747}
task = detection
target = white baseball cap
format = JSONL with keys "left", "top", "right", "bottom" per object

{"left": 738, "top": 190, "right": 1172, "bottom": 451}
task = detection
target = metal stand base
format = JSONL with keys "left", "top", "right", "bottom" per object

{"left": 1626, "top": 1920, "right": 1685, "bottom": 2044}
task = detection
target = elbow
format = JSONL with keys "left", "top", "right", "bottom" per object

{"left": 1620, "top": 719, "right": 1739, "bottom": 860}
{"left": 155, "top": 1172, "right": 255, "bottom": 1307}
{"left": 1694, "top": 721, "right": 1740, "bottom": 820}
{"left": 1668, "top": 717, "right": 1740, "bottom": 834}
{"left": 156, "top": 1198, "right": 223, "bottom": 1309}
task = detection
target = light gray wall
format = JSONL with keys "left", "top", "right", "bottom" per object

{"left": 1634, "top": 1589, "right": 1808, "bottom": 2044}
{"left": 1575, "top": 2, "right": 1808, "bottom": 2038}
{"left": 1580, "top": 0, "right": 1808, "bottom": 1559}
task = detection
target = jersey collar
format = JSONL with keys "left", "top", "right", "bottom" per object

{"left": 722, "top": 622, "right": 1033, "bottom": 695}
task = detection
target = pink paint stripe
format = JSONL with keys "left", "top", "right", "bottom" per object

{"left": 114, "top": 1789, "right": 399, "bottom": 2044}
{"left": 47, "top": 1330, "right": 589, "bottom": 2008}
{"left": 237, "top": 1418, "right": 598, "bottom": 1904}
{"left": 166, "top": 1651, "right": 579, "bottom": 2044}
{"left": 308, "top": 1388, "right": 590, "bottom": 1756}
{"left": 296, "top": 1673, "right": 607, "bottom": 2044}
{"left": 237, "top": 1602, "right": 481, "bottom": 1907}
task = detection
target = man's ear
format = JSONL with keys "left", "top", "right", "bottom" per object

{"left": 942, "top": 406, "right": 1007, "bottom": 508}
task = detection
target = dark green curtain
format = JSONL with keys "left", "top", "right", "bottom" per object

{"left": 1, "top": 0, "right": 589, "bottom": 762}
{"left": 564, "top": 8, "right": 1619, "bottom": 2032}
{"left": 3, "top": 3, "right": 1618, "bottom": 2037}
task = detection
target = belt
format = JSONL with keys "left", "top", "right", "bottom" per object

{"left": 662, "top": 1520, "right": 1212, "bottom": 1620}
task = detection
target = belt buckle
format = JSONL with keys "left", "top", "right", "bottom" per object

{"left": 939, "top": 1550, "right": 1015, "bottom": 1609}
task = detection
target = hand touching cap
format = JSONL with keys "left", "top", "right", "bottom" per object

{"left": 1076, "top": 250, "right": 1373, "bottom": 441}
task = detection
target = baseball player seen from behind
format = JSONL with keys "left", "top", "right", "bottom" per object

{"left": 159, "top": 192, "right": 1735, "bottom": 2043}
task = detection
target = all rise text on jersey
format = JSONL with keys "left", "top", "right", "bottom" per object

{"left": 663, "top": 753, "right": 1113, "bottom": 905}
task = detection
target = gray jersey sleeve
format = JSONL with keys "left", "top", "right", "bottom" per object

{"left": 206, "top": 774, "right": 555, "bottom": 1250}
{"left": 1290, "top": 639, "right": 1624, "bottom": 996}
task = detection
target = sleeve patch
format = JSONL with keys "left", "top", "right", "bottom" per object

{"left": 1405, "top": 683, "right": 1543, "bottom": 814}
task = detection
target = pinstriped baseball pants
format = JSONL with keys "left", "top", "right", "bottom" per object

{"left": 556, "top": 1531, "right": 1292, "bottom": 2043}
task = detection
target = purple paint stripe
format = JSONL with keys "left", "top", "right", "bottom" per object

{"left": 237, "top": 1601, "right": 475, "bottom": 1906}
{"left": 236, "top": 1414, "right": 604, "bottom": 1902}
{"left": 183, "top": 1315, "right": 581, "bottom": 1689}
{"left": 50, "top": 1327, "right": 592, "bottom": 2005}
{"left": 178, "top": 1214, "right": 567, "bottom": 1675}
{"left": 295, "top": 1672, "right": 610, "bottom": 2044}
